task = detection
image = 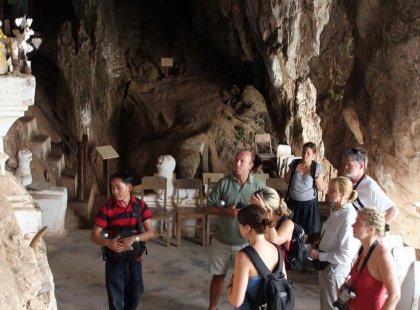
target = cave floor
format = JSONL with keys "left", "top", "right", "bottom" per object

{"left": 46, "top": 229, "right": 320, "bottom": 310}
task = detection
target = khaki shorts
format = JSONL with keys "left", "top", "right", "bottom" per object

{"left": 208, "top": 238, "right": 248, "bottom": 275}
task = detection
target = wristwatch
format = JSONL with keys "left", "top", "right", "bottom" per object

{"left": 135, "top": 235, "right": 140, "bottom": 242}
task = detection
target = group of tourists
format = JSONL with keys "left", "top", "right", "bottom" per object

{"left": 90, "top": 144, "right": 401, "bottom": 310}
{"left": 208, "top": 147, "right": 400, "bottom": 310}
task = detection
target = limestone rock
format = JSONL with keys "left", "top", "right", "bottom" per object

{"left": 24, "top": 0, "right": 419, "bottom": 250}
{"left": 0, "top": 192, "right": 56, "bottom": 309}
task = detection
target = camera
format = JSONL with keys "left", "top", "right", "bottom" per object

{"left": 333, "top": 285, "right": 356, "bottom": 310}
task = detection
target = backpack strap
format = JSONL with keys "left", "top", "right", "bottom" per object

{"left": 276, "top": 216, "right": 290, "bottom": 255}
{"left": 132, "top": 197, "right": 144, "bottom": 233}
{"left": 285, "top": 159, "right": 300, "bottom": 202}
{"left": 310, "top": 160, "right": 318, "bottom": 197}
{"left": 242, "top": 242, "right": 284, "bottom": 280}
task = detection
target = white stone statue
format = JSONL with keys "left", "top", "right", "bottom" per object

{"left": 155, "top": 154, "right": 176, "bottom": 198}
{"left": 15, "top": 149, "right": 33, "bottom": 186}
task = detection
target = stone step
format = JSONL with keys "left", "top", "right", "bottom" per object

{"left": 29, "top": 134, "right": 51, "bottom": 161}
{"left": 68, "top": 199, "right": 91, "bottom": 228}
{"left": 58, "top": 168, "right": 78, "bottom": 198}
{"left": 68, "top": 191, "right": 107, "bottom": 229}
{"left": 46, "top": 153, "right": 65, "bottom": 180}
{"left": 19, "top": 115, "right": 37, "bottom": 140}
{"left": 26, "top": 105, "right": 62, "bottom": 143}
{"left": 11, "top": 203, "right": 39, "bottom": 211}
{"left": 18, "top": 111, "right": 77, "bottom": 202}
{"left": 4, "top": 194, "right": 32, "bottom": 204}
{"left": 13, "top": 206, "right": 43, "bottom": 237}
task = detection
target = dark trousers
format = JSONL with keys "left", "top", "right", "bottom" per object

{"left": 105, "top": 257, "right": 144, "bottom": 310}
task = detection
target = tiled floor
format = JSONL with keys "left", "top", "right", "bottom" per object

{"left": 46, "top": 230, "right": 320, "bottom": 309}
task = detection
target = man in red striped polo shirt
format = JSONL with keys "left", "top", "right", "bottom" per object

{"left": 91, "top": 171, "right": 154, "bottom": 310}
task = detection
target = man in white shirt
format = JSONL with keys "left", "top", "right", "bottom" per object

{"left": 342, "top": 147, "right": 399, "bottom": 227}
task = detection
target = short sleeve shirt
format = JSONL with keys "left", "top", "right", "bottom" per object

{"left": 353, "top": 176, "right": 394, "bottom": 213}
{"left": 207, "top": 174, "right": 266, "bottom": 245}
{"left": 289, "top": 160, "right": 323, "bottom": 201}
{"left": 94, "top": 196, "right": 152, "bottom": 238}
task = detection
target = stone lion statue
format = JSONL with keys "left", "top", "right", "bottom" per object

{"left": 155, "top": 154, "right": 176, "bottom": 198}
{"left": 15, "top": 149, "right": 32, "bottom": 186}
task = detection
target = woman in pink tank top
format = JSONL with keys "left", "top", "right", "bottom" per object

{"left": 344, "top": 208, "right": 400, "bottom": 310}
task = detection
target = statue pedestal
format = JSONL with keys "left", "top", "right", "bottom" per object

{"left": 0, "top": 171, "right": 42, "bottom": 238}
{"left": 0, "top": 74, "right": 35, "bottom": 175}
{"left": 29, "top": 187, "right": 68, "bottom": 237}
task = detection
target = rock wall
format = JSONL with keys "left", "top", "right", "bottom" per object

{"left": 191, "top": 0, "right": 331, "bottom": 159}
{"left": 0, "top": 185, "right": 56, "bottom": 309}
{"left": 51, "top": 0, "right": 127, "bottom": 188}
{"left": 310, "top": 0, "right": 420, "bottom": 246}
{"left": 193, "top": 0, "right": 419, "bottom": 247}
{"left": 28, "top": 0, "right": 419, "bottom": 247}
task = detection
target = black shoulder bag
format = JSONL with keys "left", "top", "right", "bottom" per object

{"left": 105, "top": 198, "right": 148, "bottom": 261}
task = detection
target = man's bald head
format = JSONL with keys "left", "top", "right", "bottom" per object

{"left": 233, "top": 150, "right": 254, "bottom": 179}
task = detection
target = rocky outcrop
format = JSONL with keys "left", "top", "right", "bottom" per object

{"left": 26, "top": 0, "right": 419, "bottom": 248}
{"left": 355, "top": 0, "right": 419, "bottom": 245}
{"left": 0, "top": 174, "right": 56, "bottom": 309}
{"left": 310, "top": 0, "right": 420, "bottom": 246}
{"left": 193, "top": 0, "right": 419, "bottom": 246}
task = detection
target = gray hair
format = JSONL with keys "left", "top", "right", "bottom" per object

{"left": 342, "top": 147, "right": 368, "bottom": 168}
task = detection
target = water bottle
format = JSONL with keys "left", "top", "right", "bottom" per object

{"left": 216, "top": 200, "right": 226, "bottom": 208}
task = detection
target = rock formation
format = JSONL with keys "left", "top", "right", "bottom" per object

{"left": 5, "top": 0, "right": 418, "bottom": 250}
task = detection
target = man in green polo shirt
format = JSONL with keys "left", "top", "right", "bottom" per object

{"left": 206, "top": 150, "right": 266, "bottom": 310}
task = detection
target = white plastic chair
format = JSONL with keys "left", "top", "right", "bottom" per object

{"left": 382, "top": 234, "right": 404, "bottom": 252}
{"left": 396, "top": 260, "right": 420, "bottom": 310}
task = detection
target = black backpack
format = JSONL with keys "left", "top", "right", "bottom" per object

{"left": 285, "top": 159, "right": 317, "bottom": 201}
{"left": 279, "top": 219, "right": 307, "bottom": 271}
{"left": 242, "top": 243, "right": 295, "bottom": 310}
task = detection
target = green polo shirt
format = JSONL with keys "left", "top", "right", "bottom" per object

{"left": 207, "top": 174, "right": 266, "bottom": 245}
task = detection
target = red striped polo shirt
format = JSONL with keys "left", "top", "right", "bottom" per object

{"left": 94, "top": 196, "right": 152, "bottom": 237}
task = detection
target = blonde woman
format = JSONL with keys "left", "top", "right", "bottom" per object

{"left": 250, "top": 187, "right": 294, "bottom": 259}
{"left": 346, "top": 208, "right": 400, "bottom": 310}
{"left": 310, "top": 177, "right": 360, "bottom": 310}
